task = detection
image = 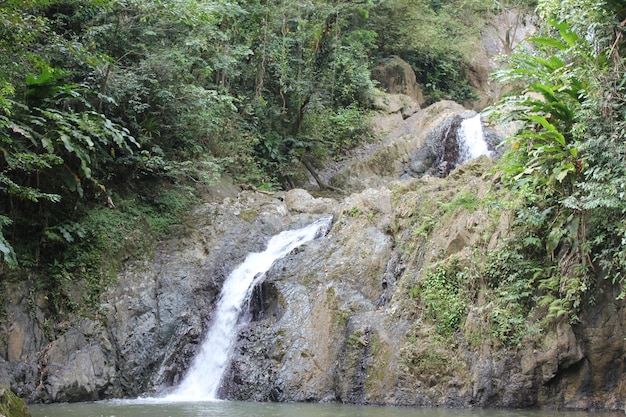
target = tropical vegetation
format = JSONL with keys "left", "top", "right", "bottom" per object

{"left": 2, "top": 0, "right": 626, "bottom": 333}
{"left": 0, "top": 0, "right": 507, "bottom": 310}
{"left": 489, "top": 0, "right": 626, "bottom": 321}
{"left": 413, "top": 0, "right": 626, "bottom": 346}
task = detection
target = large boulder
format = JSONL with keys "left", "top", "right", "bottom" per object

{"left": 41, "top": 325, "right": 118, "bottom": 402}
{"left": 371, "top": 56, "right": 425, "bottom": 107}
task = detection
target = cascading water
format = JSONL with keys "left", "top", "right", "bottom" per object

{"left": 166, "top": 216, "right": 333, "bottom": 402}
{"left": 457, "top": 113, "right": 491, "bottom": 164}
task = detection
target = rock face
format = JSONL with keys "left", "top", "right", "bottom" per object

{"left": 0, "top": 186, "right": 338, "bottom": 402}
{"left": 0, "top": 284, "right": 45, "bottom": 401}
{"left": 0, "top": 100, "right": 624, "bottom": 411}
{"left": 42, "top": 326, "right": 116, "bottom": 402}
{"left": 217, "top": 167, "right": 626, "bottom": 410}
{"left": 468, "top": 8, "right": 537, "bottom": 110}
{"left": 319, "top": 100, "right": 501, "bottom": 193}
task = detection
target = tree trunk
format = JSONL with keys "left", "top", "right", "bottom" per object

{"left": 301, "top": 154, "right": 342, "bottom": 193}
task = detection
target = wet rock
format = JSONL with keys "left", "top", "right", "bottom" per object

{"left": 321, "top": 100, "right": 474, "bottom": 192}
{"left": 36, "top": 323, "right": 119, "bottom": 403}
{"left": 222, "top": 190, "right": 395, "bottom": 403}
{"left": 45, "top": 344, "right": 114, "bottom": 402}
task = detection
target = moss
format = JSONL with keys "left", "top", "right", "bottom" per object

{"left": 336, "top": 309, "right": 350, "bottom": 326}
{"left": 0, "top": 386, "right": 31, "bottom": 417}
{"left": 400, "top": 328, "right": 466, "bottom": 382}
{"left": 238, "top": 209, "right": 259, "bottom": 222}
{"left": 364, "top": 331, "right": 392, "bottom": 395}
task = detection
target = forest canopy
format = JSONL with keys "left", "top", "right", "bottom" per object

{"left": 0, "top": 0, "right": 502, "bottom": 274}
{"left": 2, "top": 0, "right": 626, "bottom": 323}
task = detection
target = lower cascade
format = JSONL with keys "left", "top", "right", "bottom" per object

{"left": 457, "top": 113, "right": 491, "bottom": 164}
{"left": 166, "top": 216, "right": 333, "bottom": 401}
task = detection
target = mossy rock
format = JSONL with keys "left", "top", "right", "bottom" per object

{"left": 0, "top": 387, "right": 31, "bottom": 417}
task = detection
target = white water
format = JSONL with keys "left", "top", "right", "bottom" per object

{"left": 457, "top": 113, "right": 491, "bottom": 164}
{"left": 166, "top": 216, "right": 333, "bottom": 402}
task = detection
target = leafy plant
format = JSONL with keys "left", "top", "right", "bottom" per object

{"left": 490, "top": 4, "right": 626, "bottom": 319}
{"left": 347, "top": 206, "right": 362, "bottom": 218}
{"left": 441, "top": 191, "right": 480, "bottom": 213}
{"left": 417, "top": 258, "right": 470, "bottom": 338}
{"left": 481, "top": 245, "right": 542, "bottom": 345}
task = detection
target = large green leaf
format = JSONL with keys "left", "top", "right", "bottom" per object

{"left": 551, "top": 19, "right": 584, "bottom": 48}
{"left": 529, "top": 82, "right": 559, "bottom": 103}
{"left": 528, "top": 36, "right": 568, "bottom": 50}
{"left": 524, "top": 115, "right": 566, "bottom": 146}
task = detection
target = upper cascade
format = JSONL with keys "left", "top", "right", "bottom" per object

{"left": 457, "top": 113, "right": 491, "bottom": 164}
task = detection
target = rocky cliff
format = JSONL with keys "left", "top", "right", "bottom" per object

{"left": 1, "top": 95, "right": 624, "bottom": 411}
{"left": 1, "top": 13, "right": 625, "bottom": 408}
{"left": 219, "top": 161, "right": 626, "bottom": 411}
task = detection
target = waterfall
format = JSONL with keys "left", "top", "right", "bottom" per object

{"left": 166, "top": 216, "right": 333, "bottom": 402}
{"left": 457, "top": 113, "right": 491, "bottom": 164}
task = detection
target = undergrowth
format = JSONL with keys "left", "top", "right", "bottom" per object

{"left": 10, "top": 183, "right": 196, "bottom": 315}
{"left": 396, "top": 169, "right": 555, "bottom": 349}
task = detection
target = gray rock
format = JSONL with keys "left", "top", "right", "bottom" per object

{"left": 284, "top": 189, "right": 335, "bottom": 215}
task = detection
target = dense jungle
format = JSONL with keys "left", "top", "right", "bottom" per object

{"left": 1, "top": 0, "right": 626, "bottom": 413}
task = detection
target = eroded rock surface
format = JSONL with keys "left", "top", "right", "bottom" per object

{"left": 221, "top": 165, "right": 626, "bottom": 410}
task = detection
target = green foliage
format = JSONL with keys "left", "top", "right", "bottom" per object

{"left": 441, "top": 190, "right": 480, "bottom": 213}
{"left": 0, "top": 384, "right": 31, "bottom": 417}
{"left": 1, "top": 0, "right": 582, "bottom": 322}
{"left": 491, "top": 0, "right": 626, "bottom": 319}
{"left": 411, "top": 215, "right": 437, "bottom": 240}
{"left": 491, "top": 19, "right": 590, "bottom": 197}
{"left": 408, "top": 50, "right": 480, "bottom": 104}
{"left": 301, "top": 105, "right": 373, "bottom": 156}
{"left": 367, "top": 0, "right": 494, "bottom": 103}
{"left": 489, "top": 18, "right": 592, "bottom": 298}
{"left": 347, "top": 206, "right": 362, "bottom": 218}
{"left": 415, "top": 257, "right": 470, "bottom": 338}
{"left": 400, "top": 329, "right": 456, "bottom": 378}
{"left": 41, "top": 187, "right": 194, "bottom": 310}
{"left": 0, "top": 216, "right": 16, "bottom": 269}
{"left": 336, "top": 309, "right": 350, "bottom": 325}
{"left": 481, "top": 245, "right": 542, "bottom": 345}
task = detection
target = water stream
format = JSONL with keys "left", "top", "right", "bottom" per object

{"left": 457, "top": 113, "right": 491, "bottom": 163}
{"left": 165, "top": 216, "right": 333, "bottom": 401}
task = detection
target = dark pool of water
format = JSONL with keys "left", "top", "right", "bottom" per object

{"left": 29, "top": 399, "right": 625, "bottom": 417}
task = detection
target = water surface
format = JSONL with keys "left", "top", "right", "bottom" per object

{"left": 29, "top": 400, "right": 625, "bottom": 417}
